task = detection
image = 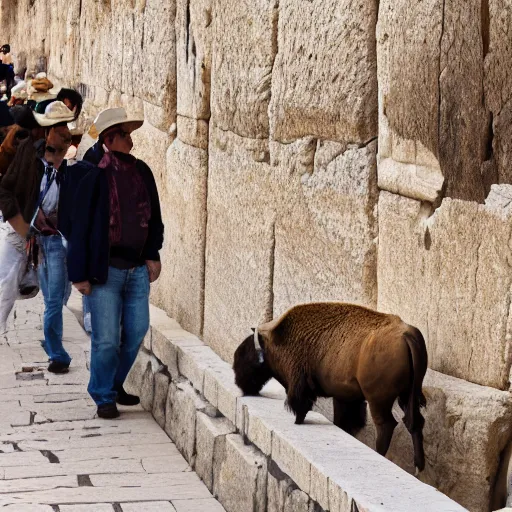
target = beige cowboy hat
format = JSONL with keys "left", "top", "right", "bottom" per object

{"left": 33, "top": 100, "right": 76, "bottom": 127}
{"left": 88, "top": 107, "right": 144, "bottom": 140}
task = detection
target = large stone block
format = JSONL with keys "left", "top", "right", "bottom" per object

{"left": 195, "top": 412, "right": 235, "bottom": 492}
{"left": 176, "top": 0, "right": 212, "bottom": 119}
{"left": 124, "top": 350, "right": 154, "bottom": 398}
{"left": 378, "top": 0, "right": 489, "bottom": 202}
{"left": 215, "top": 434, "right": 267, "bottom": 512}
{"left": 317, "top": 369, "right": 512, "bottom": 512}
{"left": 155, "top": 140, "right": 208, "bottom": 337}
{"left": 203, "top": 127, "right": 277, "bottom": 361}
{"left": 165, "top": 381, "right": 216, "bottom": 465}
{"left": 210, "top": 0, "right": 277, "bottom": 138}
{"left": 77, "top": 0, "right": 176, "bottom": 114}
{"left": 378, "top": 188, "right": 512, "bottom": 389}
{"left": 269, "top": 0, "right": 377, "bottom": 144}
{"left": 271, "top": 139, "right": 378, "bottom": 316}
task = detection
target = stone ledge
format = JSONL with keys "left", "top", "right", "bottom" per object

{"left": 125, "top": 303, "right": 467, "bottom": 512}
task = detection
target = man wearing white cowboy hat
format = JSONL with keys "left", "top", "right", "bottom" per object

{"left": 0, "top": 101, "right": 94, "bottom": 375}
{"left": 68, "top": 107, "right": 164, "bottom": 419}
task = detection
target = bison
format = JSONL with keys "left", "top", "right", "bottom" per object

{"left": 233, "top": 302, "right": 428, "bottom": 471}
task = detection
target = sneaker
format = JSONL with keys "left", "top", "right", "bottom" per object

{"left": 116, "top": 387, "right": 140, "bottom": 406}
{"left": 97, "top": 403, "right": 120, "bottom": 419}
{"left": 47, "top": 361, "right": 70, "bottom": 374}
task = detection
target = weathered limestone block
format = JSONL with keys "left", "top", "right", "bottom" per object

{"left": 144, "top": 101, "right": 174, "bottom": 132}
{"left": 485, "top": 1, "right": 512, "bottom": 185}
{"left": 317, "top": 369, "right": 512, "bottom": 511}
{"left": 378, "top": 188, "right": 512, "bottom": 389}
{"left": 156, "top": 140, "right": 208, "bottom": 337}
{"left": 267, "top": 463, "right": 295, "bottom": 512}
{"left": 195, "top": 412, "right": 235, "bottom": 492}
{"left": 215, "top": 434, "right": 267, "bottom": 512}
{"left": 152, "top": 371, "right": 170, "bottom": 429}
{"left": 77, "top": 0, "right": 176, "bottom": 113}
{"left": 284, "top": 489, "right": 310, "bottom": 512}
{"left": 210, "top": 0, "right": 277, "bottom": 138}
{"left": 271, "top": 139, "right": 378, "bottom": 316}
{"left": 203, "top": 127, "right": 277, "bottom": 361}
{"left": 176, "top": 0, "right": 212, "bottom": 119}
{"left": 377, "top": 133, "right": 444, "bottom": 203}
{"left": 131, "top": 122, "right": 171, "bottom": 181}
{"left": 165, "top": 381, "right": 215, "bottom": 465}
{"left": 151, "top": 327, "right": 179, "bottom": 380}
{"left": 177, "top": 116, "right": 209, "bottom": 150}
{"left": 203, "top": 363, "right": 242, "bottom": 425}
{"left": 124, "top": 351, "right": 153, "bottom": 397}
{"left": 140, "top": 361, "right": 156, "bottom": 412}
{"left": 378, "top": 0, "right": 489, "bottom": 202}
{"left": 269, "top": 0, "right": 377, "bottom": 144}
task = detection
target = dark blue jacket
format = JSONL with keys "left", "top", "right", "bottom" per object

{"left": 66, "top": 153, "right": 164, "bottom": 284}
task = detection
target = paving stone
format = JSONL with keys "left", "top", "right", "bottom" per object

{"left": 0, "top": 290, "right": 224, "bottom": 511}
{"left": 172, "top": 500, "right": 225, "bottom": 512}
{"left": 56, "top": 443, "right": 180, "bottom": 463}
{"left": 18, "top": 431, "right": 170, "bottom": 452}
{"left": 141, "top": 454, "right": 191, "bottom": 474}
{"left": 0, "top": 450, "right": 49, "bottom": 467}
{"left": 90, "top": 471, "right": 202, "bottom": 488}
{"left": 7, "top": 485, "right": 213, "bottom": 504}
{"left": 121, "top": 503, "right": 175, "bottom": 512}
{"left": 59, "top": 505, "right": 114, "bottom": 512}
{"left": 0, "top": 475, "right": 78, "bottom": 493}
{"left": 4, "top": 458, "right": 145, "bottom": 480}
{"left": 0, "top": 505, "right": 54, "bottom": 511}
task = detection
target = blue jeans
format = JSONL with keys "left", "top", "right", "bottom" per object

{"left": 37, "top": 235, "right": 72, "bottom": 365}
{"left": 87, "top": 265, "right": 150, "bottom": 406}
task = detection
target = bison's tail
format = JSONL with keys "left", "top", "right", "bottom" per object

{"left": 402, "top": 326, "right": 428, "bottom": 432}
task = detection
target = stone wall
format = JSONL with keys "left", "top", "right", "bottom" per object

{"left": 3, "top": 0, "right": 512, "bottom": 509}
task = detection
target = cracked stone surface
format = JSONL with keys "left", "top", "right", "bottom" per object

{"left": 378, "top": 187, "right": 512, "bottom": 389}
{"left": 0, "top": 296, "right": 224, "bottom": 511}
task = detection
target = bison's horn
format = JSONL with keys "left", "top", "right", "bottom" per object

{"left": 253, "top": 328, "right": 264, "bottom": 363}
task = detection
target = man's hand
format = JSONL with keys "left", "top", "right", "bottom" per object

{"left": 146, "top": 260, "right": 162, "bottom": 283}
{"left": 73, "top": 281, "right": 92, "bottom": 296}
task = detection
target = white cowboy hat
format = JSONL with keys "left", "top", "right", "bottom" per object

{"left": 33, "top": 100, "right": 76, "bottom": 127}
{"left": 88, "top": 107, "right": 144, "bottom": 140}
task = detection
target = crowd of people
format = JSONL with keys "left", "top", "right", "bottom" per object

{"left": 0, "top": 45, "right": 165, "bottom": 420}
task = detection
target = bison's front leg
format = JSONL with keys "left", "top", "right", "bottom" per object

{"left": 286, "top": 375, "right": 316, "bottom": 425}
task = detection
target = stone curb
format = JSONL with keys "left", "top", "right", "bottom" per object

{"left": 125, "top": 304, "right": 467, "bottom": 512}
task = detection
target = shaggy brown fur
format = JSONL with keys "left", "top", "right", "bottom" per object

{"left": 233, "top": 302, "right": 428, "bottom": 471}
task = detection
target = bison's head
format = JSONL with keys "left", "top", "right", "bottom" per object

{"left": 233, "top": 332, "right": 273, "bottom": 396}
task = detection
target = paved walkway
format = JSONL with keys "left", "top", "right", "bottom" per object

{"left": 0, "top": 296, "right": 225, "bottom": 511}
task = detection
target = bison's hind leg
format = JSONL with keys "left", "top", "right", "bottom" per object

{"left": 333, "top": 399, "right": 367, "bottom": 436}
{"left": 369, "top": 400, "right": 398, "bottom": 458}
{"left": 399, "top": 392, "right": 426, "bottom": 471}
{"left": 286, "top": 375, "right": 316, "bottom": 425}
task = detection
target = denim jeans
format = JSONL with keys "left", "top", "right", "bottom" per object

{"left": 37, "top": 235, "right": 72, "bottom": 365}
{"left": 87, "top": 265, "right": 150, "bottom": 406}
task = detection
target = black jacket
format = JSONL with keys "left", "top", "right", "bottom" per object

{"left": 67, "top": 153, "right": 164, "bottom": 284}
